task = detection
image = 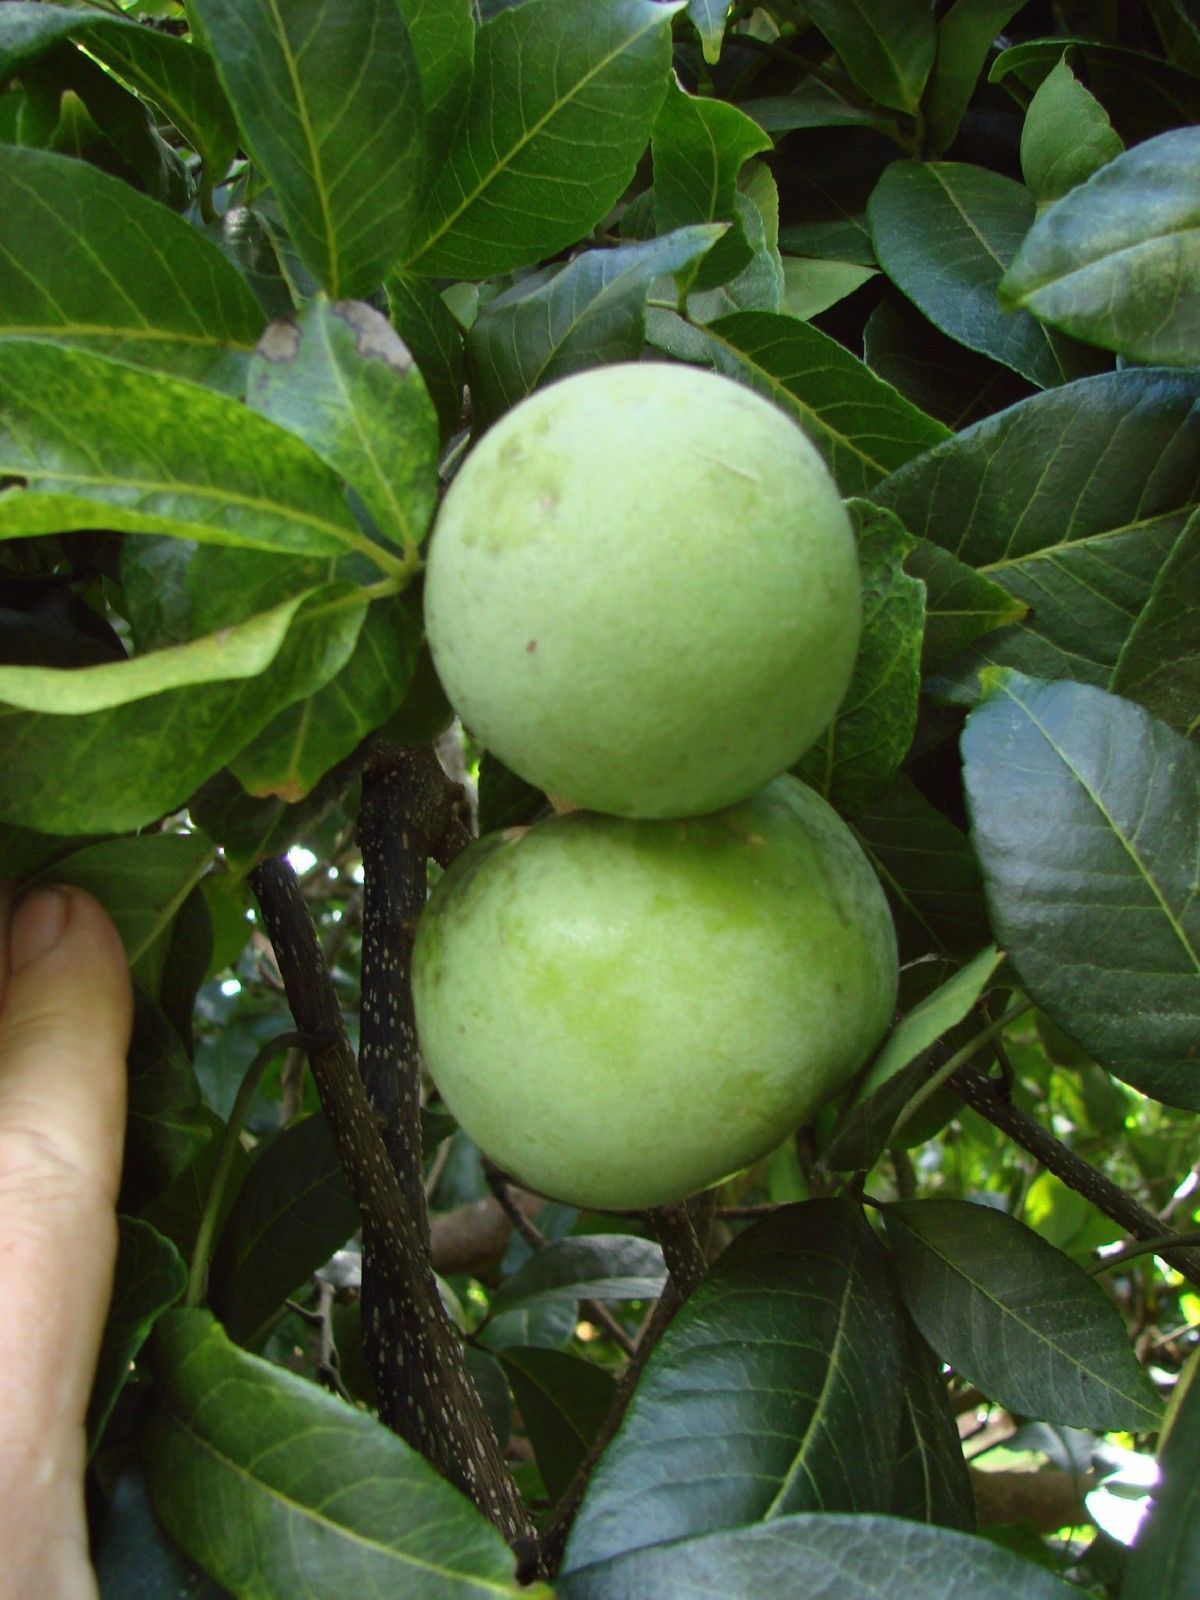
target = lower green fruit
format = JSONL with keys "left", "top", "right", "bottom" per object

{"left": 412, "top": 776, "right": 898, "bottom": 1210}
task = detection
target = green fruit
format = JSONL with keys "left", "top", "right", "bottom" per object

{"left": 423, "top": 362, "right": 859, "bottom": 818}
{"left": 412, "top": 775, "right": 898, "bottom": 1210}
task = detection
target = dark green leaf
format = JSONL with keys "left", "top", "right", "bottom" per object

{"left": 140, "top": 1119, "right": 251, "bottom": 1262}
{"left": 904, "top": 537, "right": 1028, "bottom": 675}
{"left": 122, "top": 994, "right": 213, "bottom": 1214}
{"left": 885, "top": 1199, "right": 1162, "bottom": 1430}
{"left": 247, "top": 296, "right": 439, "bottom": 560}
{"left": 867, "top": 160, "right": 1108, "bottom": 389}
{"left": 685, "top": 168, "right": 784, "bottom": 320}
{"left": 1123, "top": 1352, "right": 1200, "bottom": 1600}
{"left": 870, "top": 368, "right": 1200, "bottom": 691}
{"left": 742, "top": 81, "right": 899, "bottom": 137}
{"left": 1112, "top": 508, "right": 1200, "bottom": 738}
{"left": 500, "top": 1347, "right": 616, "bottom": 1502}
{"left": 464, "top": 1346, "right": 511, "bottom": 1451}
{"left": 228, "top": 592, "right": 420, "bottom": 802}
{"left": 466, "top": 227, "right": 723, "bottom": 426}
{"left": 401, "top": 0, "right": 474, "bottom": 153}
{"left": 563, "top": 1202, "right": 904, "bottom": 1570}
{"left": 144, "top": 1310, "right": 542, "bottom": 1598}
{"left": 158, "top": 882, "right": 215, "bottom": 1051}
{"left": 1149, "top": 0, "right": 1200, "bottom": 73}
{"left": 385, "top": 272, "right": 466, "bottom": 445}
{"left": 990, "top": 39, "right": 1200, "bottom": 146}
{"left": 823, "top": 946, "right": 1004, "bottom": 1171}
{"left": 208, "top": 1113, "right": 359, "bottom": 1347}
{"left": 924, "top": 0, "right": 1029, "bottom": 156}
{"left": 652, "top": 78, "right": 771, "bottom": 291}
{"left": 1019, "top": 53, "right": 1123, "bottom": 203}
{"left": 89, "top": 1217, "right": 187, "bottom": 1452}
{"left": 849, "top": 777, "right": 989, "bottom": 961}
{"left": 0, "top": 147, "right": 261, "bottom": 391}
{"left": 476, "top": 1301, "right": 578, "bottom": 1354}
{"left": 558, "top": 1512, "right": 1081, "bottom": 1599}
{"left": 97, "top": 1469, "right": 228, "bottom": 1600}
{"left": 489, "top": 1236, "right": 666, "bottom": 1317}
{"left": 805, "top": 0, "right": 935, "bottom": 114}
{"left": 891, "top": 1316, "right": 975, "bottom": 1530}
{"left": 1003, "top": 128, "right": 1200, "bottom": 367}
{"left": 796, "top": 501, "right": 923, "bottom": 811}
{"left": 863, "top": 293, "right": 1035, "bottom": 431}
{"left": 0, "top": 343, "right": 391, "bottom": 563}
{"left": 691, "top": 310, "right": 950, "bottom": 495}
{"left": 191, "top": 0, "right": 425, "bottom": 297}
{"left": 962, "top": 674, "right": 1200, "bottom": 1109}
{"left": 476, "top": 752, "right": 545, "bottom": 835}
{"left": 405, "top": 0, "right": 677, "bottom": 277}
{"left": 189, "top": 766, "right": 359, "bottom": 878}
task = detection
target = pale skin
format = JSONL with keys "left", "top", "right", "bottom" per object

{"left": 0, "top": 884, "right": 132, "bottom": 1600}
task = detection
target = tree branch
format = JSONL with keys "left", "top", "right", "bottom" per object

{"left": 647, "top": 1202, "right": 707, "bottom": 1300}
{"left": 952, "top": 1063, "right": 1200, "bottom": 1290}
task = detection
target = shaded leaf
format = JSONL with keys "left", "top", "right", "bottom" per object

{"left": 97, "top": 1469, "right": 228, "bottom": 1600}
{"left": 962, "top": 673, "right": 1200, "bottom": 1109}
{"left": 189, "top": 766, "right": 359, "bottom": 878}
{"left": 990, "top": 38, "right": 1200, "bottom": 146}
{"left": 122, "top": 994, "right": 213, "bottom": 1214}
{"left": 563, "top": 1202, "right": 904, "bottom": 1570}
{"left": 1112, "top": 508, "right": 1200, "bottom": 738}
{"left": 208, "top": 1113, "right": 359, "bottom": 1348}
{"left": 1003, "top": 128, "right": 1200, "bottom": 367}
{"left": 145, "top": 1310, "right": 544, "bottom": 1598}
{"left": 867, "top": 160, "right": 1108, "bottom": 389}
{"left": 405, "top": 0, "right": 678, "bottom": 277}
{"left": 885, "top": 1199, "right": 1162, "bottom": 1430}
{"left": 924, "top": 0, "right": 1029, "bottom": 156}
{"left": 401, "top": 0, "right": 474, "bottom": 154}
{"left": 88, "top": 1217, "right": 187, "bottom": 1452}
{"left": 805, "top": 0, "right": 935, "bottom": 114}
{"left": 0, "top": 146, "right": 262, "bottom": 391}
{"left": 385, "top": 272, "right": 466, "bottom": 445}
{"left": 891, "top": 1316, "right": 976, "bottom": 1531}
{"left": 1019, "top": 52, "right": 1123, "bottom": 203}
{"left": 1123, "top": 1351, "right": 1200, "bottom": 1600}
{"left": 500, "top": 1347, "right": 616, "bottom": 1503}
{"left": 559, "top": 1512, "right": 1081, "bottom": 1599}
{"left": 466, "top": 226, "right": 723, "bottom": 427}
{"left": 489, "top": 1236, "right": 666, "bottom": 1318}
{"left": 870, "top": 368, "right": 1200, "bottom": 691}
{"left": 742, "top": 81, "right": 899, "bottom": 137}
{"left": 191, "top": 0, "right": 425, "bottom": 297}
{"left": 775, "top": 126, "right": 890, "bottom": 265}
{"left": 904, "top": 537, "right": 1028, "bottom": 675}
{"left": 797, "top": 500, "right": 923, "bottom": 811}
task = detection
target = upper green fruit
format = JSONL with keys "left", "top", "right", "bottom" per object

{"left": 412, "top": 775, "right": 898, "bottom": 1211}
{"left": 424, "top": 362, "right": 859, "bottom": 818}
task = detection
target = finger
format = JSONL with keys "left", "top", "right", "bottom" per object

{"left": 0, "top": 885, "right": 132, "bottom": 1598}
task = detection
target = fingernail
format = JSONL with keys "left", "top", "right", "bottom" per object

{"left": 11, "top": 888, "right": 71, "bottom": 971}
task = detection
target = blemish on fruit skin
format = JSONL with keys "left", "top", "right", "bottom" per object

{"left": 526, "top": 639, "right": 537, "bottom": 654}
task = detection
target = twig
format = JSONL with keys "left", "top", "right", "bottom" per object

{"left": 1088, "top": 1230, "right": 1200, "bottom": 1277}
{"left": 647, "top": 1203, "right": 707, "bottom": 1300}
{"left": 952, "top": 1063, "right": 1200, "bottom": 1291}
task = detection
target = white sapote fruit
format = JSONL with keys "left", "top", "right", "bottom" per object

{"left": 412, "top": 775, "right": 898, "bottom": 1211}
{"left": 423, "top": 362, "right": 859, "bottom": 818}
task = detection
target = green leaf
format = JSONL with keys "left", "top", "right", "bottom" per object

{"left": 466, "top": 227, "right": 723, "bottom": 427}
{"left": 742, "top": 82, "right": 900, "bottom": 137}
{"left": 924, "top": 0, "right": 1029, "bottom": 156}
{"left": 863, "top": 293, "right": 1034, "bottom": 431}
{"left": 962, "top": 674, "right": 1200, "bottom": 1109}
{"left": 558, "top": 1513, "right": 1082, "bottom": 1599}
{"left": 0, "top": 2, "right": 237, "bottom": 180}
{"left": 401, "top": 0, "right": 474, "bottom": 154}
{"left": 89, "top": 1217, "right": 187, "bottom": 1452}
{"left": 1123, "top": 1351, "right": 1200, "bottom": 1600}
{"left": 190, "top": 0, "right": 425, "bottom": 298}
{"left": 691, "top": 310, "right": 950, "bottom": 496}
{"left": 247, "top": 296, "right": 439, "bottom": 560}
{"left": 144, "top": 1310, "right": 543, "bottom": 1598}
{"left": 891, "top": 1316, "right": 976, "bottom": 1531}
{"left": 404, "top": 0, "right": 679, "bottom": 277}
{"left": 687, "top": 0, "right": 728, "bottom": 65}
{"left": 870, "top": 368, "right": 1200, "bottom": 691}
{"left": 1019, "top": 53, "right": 1123, "bottom": 203}
{"left": 0, "top": 343, "right": 391, "bottom": 563}
{"left": 796, "top": 501, "right": 923, "bottom": 811}
{"left": 489, "top": 1236, "right": 666, "bottom": 1318}
{"left": 1112, "top": 508, "right": 1200, "bottom": 738}
{"left": 990, "top": 39, "right": 1200, "bottom": 147}
{"left": 499, "top": 1347, "right": 616, "bottom": 1503}
{"left": 562, "top": 1202, "right": 904, "bottom": 1571}
{"left": 685, "top": 167, "right": 784, "bottom": 320}
{"left": 652, "top": 78, "right": 771, "bottom": 291}
{"left": 228, "top": 592, "right": 420, "bottom": 802}
{"left": 189, "top": 766, "right": 358, "bottom": 877}
{"left": 24, "top": 833, "right": 212, "bottom": 994}
{"left": 904, "top": 537, "right": 1028, "bottom": 674}
{"left": 1149, "top": 0, "right": 1200, "bottom": 74}
{"left": 867, "top": 160, "right": 1109, "bottom": 389}
{"left": 385, "top": 273, "right": 466, "bottom": 446}
{"left": 823, "top": 945, "right": 1004, "bottom": 1172}
{"left": 884, "top": 1199, "right": 1162, "bottom": 1431}
{"left": 780, "top": 257, "right": 877, "bottom": 321}
{"left": 208, "top": 1113, "right": 359, "bottom": 1348}
{"left": 140, "top": 1121, "right": 251, "bottom": 1263}
{"left": 0, "top": 592, "right": 364, "bottom": 834}
{"left": 804, "top": 0, "right": 935, "bottom": 114}
{"left": 122, "top": 994, "right": 213, "bottom": 1213}
{"left": 848, "top": 776, "right": 989, "bottom": 961}
{"left": 1003, "top": 127, "right": 1200, "bottom": 367}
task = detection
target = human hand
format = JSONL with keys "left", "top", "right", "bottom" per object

{"left": 0, "top": 886, "right": 132, "bottom": 1600}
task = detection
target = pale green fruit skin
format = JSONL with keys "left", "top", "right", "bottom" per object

{"left": 412, "top": 775, "right": 898, "bottom": 1211}
{"left": 424, "top": 362, "right": 859, "bottom": 818}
